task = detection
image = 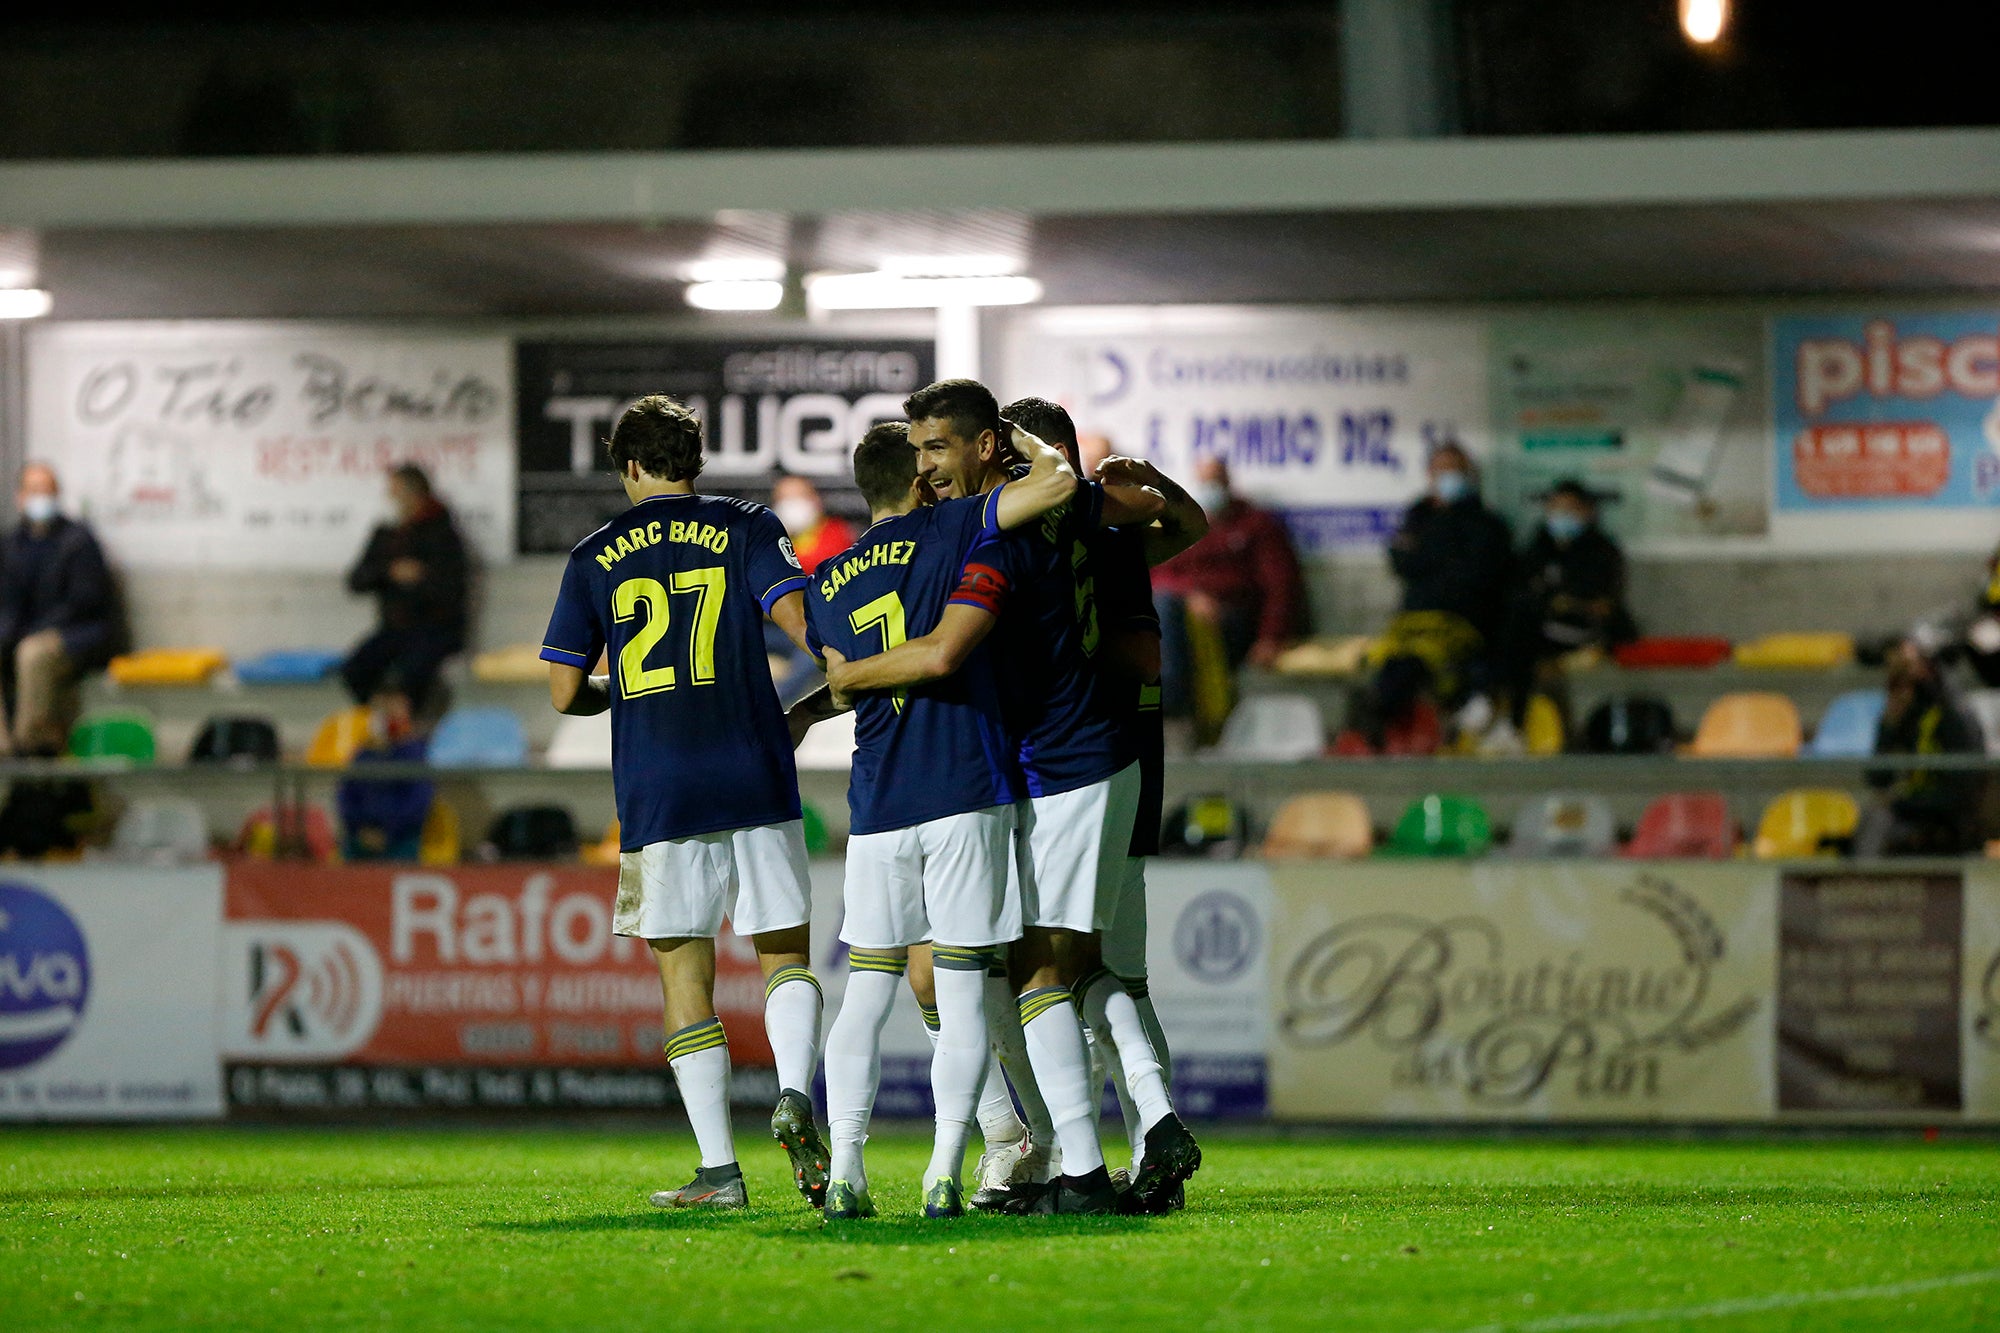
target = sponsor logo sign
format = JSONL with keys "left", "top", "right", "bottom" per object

{"left": 0, "top": 883, "right": 91, "bottom": 1071}
{"left": 1268, "top": 862, "right": 1777, "bottom": 1120}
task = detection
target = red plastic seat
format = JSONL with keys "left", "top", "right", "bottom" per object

{"left": 1613, "top": 636, "right": 1734, "bottom": 670}
{"left": 1382, "top": 696, "right": 1443, "bottom": 756}
{"left": 1622, "top": 792, "right": 1735, "bottom": 859}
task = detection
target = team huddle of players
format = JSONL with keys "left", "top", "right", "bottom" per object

{"left": 540, "top": 378, "right": 1208, "bottom": 1218}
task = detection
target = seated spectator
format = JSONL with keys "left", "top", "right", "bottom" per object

{"left": 336, "top": 689, "right": 436, "bottom": 860}
{"left": 0, "top": 462, "right": 125, "bottom": 756}
{"left": 770, "top": 474, "right": 856, "bottom": 574}
{"left": 1499, "top": 479, "right": 1637, "bottom": 727}
{"left": 767, "top": 475, "right": 856, "bottom": 705}
{"left": 1363, "top": 442, "right": 1512, "bottom": 744}
{"left": 1153, "top": 458, "right": 1308, "bottom": 740}
{"left": 340, "top": 465, "right": 470, "bottom": 714}
{"left": 1856, "top": 643, "right": 1984, "bottom": 856}
{"left": 1959, "top": 539, "right": 2000, "bottom": 685}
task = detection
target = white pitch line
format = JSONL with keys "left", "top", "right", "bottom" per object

{"left": 1453, "top": 1267, "right": 2000, "bottom": 1333}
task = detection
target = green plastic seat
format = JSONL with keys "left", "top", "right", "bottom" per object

{"left": 70, "top": 712, "right": 157, "bottom": 765}
{"left": 1384, "top": 793, "right": 1492, "bottom": 857}
{"left": 801, "top": 802, "right": 831, "bottom": 857}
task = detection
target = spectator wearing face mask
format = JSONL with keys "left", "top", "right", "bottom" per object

{"left": 770, "top": 475, "right": 855, "bottom": 575}
{"left": 0, "top": 462, "right": 126, "bottom": 756}
{"left": 339, "top": 464, "right": 471, "bottom": 713}
{"left": 1856, "top": 642, "right": 1985, "bottom": 856}
{"left": 1152, "top": 457, "right": 1309, "bottom": 734}
{"left": 1363, "top": 442, "right": 1514, "bottom": 744}
{"left": 1498, "top": 479, "right": 1637, "bottom": 728}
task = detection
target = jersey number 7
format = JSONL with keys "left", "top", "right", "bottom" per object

{"left": 613, "top": 569, "right": 726, "bottom": 699}
{"left": 849, "top": 590, "right": 909, "bottom": 714}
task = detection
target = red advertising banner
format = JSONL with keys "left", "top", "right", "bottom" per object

{"left": 222, "top": 864, "right": 773, "bottom": 1071}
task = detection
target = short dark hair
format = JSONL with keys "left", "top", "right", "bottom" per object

{"left": 903, "top": 378, "right": 999, "bottom": 444}
{"left": 389, "top": 462, "right": 433, "bottom": 497}
{"left": 1001, "top": 396, "right": 1077, "bottom": 462}
{"left": 607, "top": 395, "right": 705, "bottom": 483}
{"left": 1547, "top": 478, "right": 1596, "bottom": 508}
{"left": 852, "top": 421, "right": 915, "bottom": 512}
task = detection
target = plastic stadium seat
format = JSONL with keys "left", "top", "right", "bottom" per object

{"left": 1385, "top": 794, "right": 1493, "bottom": 857}
{"left": 794, "top": 709, "right": 857, "bottom": 771}
{"left": 482, "top": 805, "right": 577, "bottom": 860}
{"left": 1613, "top": 636, "right": 1733, "bottom": 670}
{"left": 1261, "top": 792, "right": 1373, "bottom": 859}
{"left": 428, "top": 706, "right": 529, "bottom": 769}
{"left": 1581, "top": 697, "right": 1676, "bottom": 754}
{"left": 1509, "top": 793, "right": 1617, "bottom": 857}
{"left": 305, "top": 707, "right": 373, "bottom": 768}
{"left": 582, "top": 821, "right": 622, "bottom": 867}
{"left": 1270, "top": 636, "right": 1375, "bottom": 677}
{"left": 471, "top": 644, "right": 550, "bottom": 684}
{"left": 1751, "top": 789, "right": 1859, "bottom": 859}
{"left": 1381, "top": 696, "right": 1443, "bottom": 757}
{"left": 546, "top": 711, "right": 613, "bottom": 769}
{"left": 111, "top": 798, "right": 210, "bottom": 863}
{"left": 189, "top": 715, "right": 280, "bottom": 766}
{"left": 1807, "top": 689, "right": 1887, "bottom": 758}
{"left": 107, "top": 647, "right": 228, "bottom": 687}
{"left": 420, "top": 799, "right": 461, "bottom": 866}
{"left": 1689, "top": 693, "right": 1802, "bottom": 758}
{"left": 1522, "top": 694, "right": 1566, "bottom": 756}
{"left": 232, "top": 648, "right": 344, "bottom": 684}
{"left": 1161, "top": 794, "right": 1250, "bottom": 858}
{"left": 1732, "top": 632, "right": 1854, "bottom": 670}
{"left": 1218, "top": 693, "right": 1327, "bottom": 761}
{"left": 1962, "top": 690, "right": 2000, "bottom": 756}
{"left": 801, "top": 803, "right": 832, "bottom": 857}
{"left": 69, "top": 712, "right": 156, "bottom": 765}
{"left": 237, "top": 805, "right": 338, "bottom": 862}
{"left": 1623, "top": 792, "right": 1736, "bottom": 859}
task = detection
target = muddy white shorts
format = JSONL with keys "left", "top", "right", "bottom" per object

{"left": 1016, "top": 761, "right": 1143, "bottom": 934}
{"left": 615, "top": 820, "right": 811, "bottom": 939}
{"left": 839, "top": 804, "right": 1019, "bottom": 949}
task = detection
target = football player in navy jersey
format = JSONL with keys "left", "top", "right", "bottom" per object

{"left": 541, "top": 395, "right": 829, "bottom": 1212}
{"left": 801, "top": 420, "right": 1078, "bottom": 1220}
{"left": 825, "top": 379, "right": 1199, "bottom": 1214}
{"left": 1004, "top": 397, "right": 1208, "bottom": 1208}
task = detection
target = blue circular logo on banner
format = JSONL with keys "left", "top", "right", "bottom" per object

{"left": 1174, "top": 890, "right": 1259, "bottom": 984}
{"left": 0, "top": 883, "right": 92, "bottom": 1071}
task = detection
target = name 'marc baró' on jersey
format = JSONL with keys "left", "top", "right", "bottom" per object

{"left": 540, "top": 493, "right": 808, "bottom": 848}
{"left": 986, "top": 476, "right": 1136, "bottom": 798}
{"left": 804, "top": 490, "right": 1024, "bottom": 836}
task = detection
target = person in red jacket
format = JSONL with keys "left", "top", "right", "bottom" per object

{"left": 1152, "top": 458, "right": 1308, "bottom": 726}
{"left": 771, "top": 475, "right": 857, "bottom": 575}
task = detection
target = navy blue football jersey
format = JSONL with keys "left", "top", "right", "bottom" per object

{"left": 1088, "top": 525, "right": 1165, "bottom": 857}
{"left": 987, "top": 479, "right": 1134, "bottom": 797}
{"left": 805, "top": 491, "right": 1024, "bottom": 836}
{"left": 541, "top": 492, "right": 809, "bottom": 847}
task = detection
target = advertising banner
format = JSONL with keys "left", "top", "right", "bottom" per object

{"left": 1959, "top": 865, "right": 2000, "bottom": 1119}
{"left": 997, "top": 307, "right": 1488, "bottom": 554}
{"left": 1267, "top": 862, "right": 1778, "bottom": 1121}
{"left": 1773, "top": 311, "right": 2000, "bottom": 513}
{"left": 515, "top": 338, "right": 933, "bottom": 555}
{"left": 222, "top": 863, "right": 772, "bottom": 1111}
{"left": 0, "top": 867, "right": 224, "bottom": 1120}
{"left": 27, "top": 323, "right": 515, "bottom": 569}
{"left": 1487, "top": 312, "right": 1770, "bottom": 542}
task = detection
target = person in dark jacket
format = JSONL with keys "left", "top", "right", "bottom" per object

{"left": 339, "top": 464, "right": 470, "bottom": 712}
{"left": 0, "top": 462, "right": 125, "bottom": 755}
{"left": 1857, "top": 643, "right": 1985, "bottom": 856}
{"left": 1367, "top": 442, "right": 1513, "bottom": 733}
{"left": 1500, "top": 479, "right": 1638, "bottom": 723}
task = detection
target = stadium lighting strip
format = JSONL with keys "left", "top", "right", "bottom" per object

{"left": 0, "top": 288, "right": 52, "bottom": 319}
{"left": 805, "top": 272, "right": 1042, "bottom": 311}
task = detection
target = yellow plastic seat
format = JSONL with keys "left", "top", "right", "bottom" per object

{"left": 1689, "top": 693, "right": 1802, "bottom": 757}
{"left": 107, "top": 647, "right": 228, "bottom": 687}
{"left": 1732, "top": 633, "right": 1854, "bottom": 670}
{"left": 471, "top": 643, "right": 550, "bottom": 684}
{"left": 419, "top": 799, "right": 460, "bottom": 867}
{"left": 1751, "top": 789, "right": 1859, "bottom": 859}
{"left": 305, "top": 707, "right": 373, "bottom": 768}
{"left": 1271, "top": 636, "right": 1376, "bottom": 677}
{"left": 581, "top": 820, "right": 622, "bottom": 867}
{"left": 1523, "top": 694, "right": 1565, "bottom": 756}
{"left": 1261, "top": 792, "right": 1373, "bottom": 859}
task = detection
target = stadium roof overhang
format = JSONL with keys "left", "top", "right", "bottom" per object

{"left": 2, "top": 128, "right": 1999, "bottom": 318}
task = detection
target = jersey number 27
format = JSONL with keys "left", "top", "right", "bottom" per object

{"left": 613, "top": 569, "right": 725, "bottom": 698}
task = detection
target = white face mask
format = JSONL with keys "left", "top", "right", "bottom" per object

{"left": 1192, "top": 483, "right": 1230, "bottom": 515}
{"left": 21, "top": 494, "right": 58, "bottom": 524}
{"left": 773, "top": 498, "right": 821, "bottom": 534}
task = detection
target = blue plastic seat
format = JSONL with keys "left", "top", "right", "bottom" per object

{"left": 427, "top": 706, "right": 529, "bottom": 769}
{"left": 1807, "top": 689, "right": 1886, "bottom": 758}
{"left": 233, "top": 648, "right": 346, "bottom": 684}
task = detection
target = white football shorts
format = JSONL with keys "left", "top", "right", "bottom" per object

{"left": 1016, "top": 761, "right": 1143, "bottom": 934}
{"left": 839, "top": 804, "right": 1019, "bottom": 950}
{"left": 615, "top": 819, "right": 811, "bottom": 940}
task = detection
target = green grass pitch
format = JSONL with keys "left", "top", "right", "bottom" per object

{"left": 4, "top": 1127, "right": 1999, "bottom": 1331}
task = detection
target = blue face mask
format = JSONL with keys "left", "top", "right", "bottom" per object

{"left": 1545, "top": 512, "right": 1586, "bottom": 544}
{"left": 1433, "top": 471, "right": 1470, "bottom": 504}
